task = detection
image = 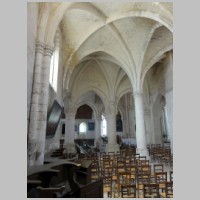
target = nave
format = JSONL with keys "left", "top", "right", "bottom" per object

{"left": 27, "top": 2, "right": 173, "bottom": 198}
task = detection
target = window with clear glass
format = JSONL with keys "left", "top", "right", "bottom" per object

{"left": 79, "top": 122, "right": 87, "bottom": 134}
{"left": 101, "top": 115, "right": 107, "bottom": 136}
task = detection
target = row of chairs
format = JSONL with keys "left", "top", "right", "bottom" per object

{"left": 89, "top": 150, "right": 173, "bottom": 198}
{"left": 102, "top": 168, "right": 173, "bottom": 198}
{"left": 148, "top": 144, "right": 173, "bottom": 167}
{"left": 121, "top": 182, "right": 173, "bottom": 198}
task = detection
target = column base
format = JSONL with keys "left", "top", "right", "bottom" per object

{"left": 35, "top": 151, "right": 45, "bottom": 165}
{"left": 28, "top": 153, "right": 36, "bottom": 166}
{"left": 106, "top": 143, "right": 120, "bottom": 153}
{"left": 136, "top": 148, "right": 149, "bottom": 159}
{"left": 63, "top": 143, "right": 77, "bottom": 154}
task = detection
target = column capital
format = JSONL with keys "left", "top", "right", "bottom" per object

{"left": 44, "top": 44, "right": 54, "bottom": 57}
{"left": 96, "top": 115, "right": 102, "bottom": 121}
{"left": 133, "top": 91, "right": 143, "bottom": 97}
{"left": 35, "top": 41, "right": 45, "bottom": 55}
{"left": 35, "top": 41, "right": 54, "bottom": 57}
{"left": 105, "top": 101, "right": 117, "bottom": 116}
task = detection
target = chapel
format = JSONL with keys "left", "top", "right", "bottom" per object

{"left": 27, "top": 2, "right": 173, "bottom": 198}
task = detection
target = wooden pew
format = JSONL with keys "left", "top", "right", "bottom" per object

{"left": 27, "top": 160, "right": 103, "bottom": 198}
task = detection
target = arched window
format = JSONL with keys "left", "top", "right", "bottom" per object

{"left": 49, "top": 30, "right": 60, "bottom": 92}
{"left": 101, "top": 115, "right": 107, "bottom": 136}
{"left": 79, "top": 122, "right": 87, "bottom": 134}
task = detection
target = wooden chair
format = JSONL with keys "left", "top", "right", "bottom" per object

{"left": 102, "top": 157, "right": 112, "bottom": 169}
{"left": 115, "top": 171, "right": 134, "bottom": 198}
{"left": 169, "top": 171, "right": 173, "bottom": 182}
{"left": 135, "top": 153, "right": 140, "bottom": 159}
{"left": 108, "top": 152, "right": 115, "bottom": 163}
{"left": 166, "top": 181, "right": 173, "bottom": 198}
{"left": 153, "top": 164, "right": 164, "bottom": 174}
{"left": 139, "top": 156, "right": 147, "bottom": 160}
{"left": 116, "top": 164, "right": 126, "bottom": 174}
{"left": 136, "top": 173, "right": 151, "bottom": 198}
{"left": 125, "top": 155, "right": 135, "bottom": 165}
{"left": 137, "top": 159, "right": 150, "bottom": 166}
{"left": 155, "top": 147, "right": 164, "bottom": 163}
{"left": 116, "top": 159, "right": 126, "bottom": 174}
{"left": 102, "top": 175, "right": 113, "bottom": 198}
{"left": 91, "top": 161, "right": 100, "bottom": 181}
{"left": 162, "top": 150, "right": 172, "bottom": 166}
{"left": 120, "top": 150, "right": 126, "bottom": 157}
{"left": 102, "top": 165, "right": 117, "bottom": 186}
{"left": 137, "top": 165, "right": 151, "bottom": 175}
{"left": 126, "top": 163, "right": 137, "bottom": 180}
{"left": 170, "top": 154, "right": 173, "bottom": 168}
{"left": 121, "top": 184, "right": 137, "bottom": 198}
{"left": 143, "top": 183, "right": 160, "bottom": 198}
{"left": 160, "top": 181, "right": 173, "bottom": 198}
{"left": 155, "top": 172, "right": 167, "bottom": 192}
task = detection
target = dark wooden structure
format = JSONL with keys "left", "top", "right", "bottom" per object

{"left": 75, "top": 159, "right": 92, "bottom": 184}
{"left": 27, "top": 160, "right": 103, "bottom": 198}
{"left": 74, "top": 139, "right": 95, "bottom": 146}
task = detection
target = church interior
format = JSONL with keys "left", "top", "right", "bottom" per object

{"left": 27, "top": 2, "right": 173, "bottom": 198}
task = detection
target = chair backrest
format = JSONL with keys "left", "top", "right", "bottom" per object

{"left": 103, "top": 166, "right": 114, "bottom": 176}
{"left": 118, "top": 171, "right": 133, "bottom": 185}
{"left": 137, "top": 173, "right": 151, "bottom": 185}
{"left": 143, "top": 183, "right": 160, "bottom": 198}
{"left": 116, "top": 164, "right": 126, "bottom": 173}
{"left": 155, "top": 172, "right": 167, "bottom": 183}
{"left": 121, "top": 184, "right": 137, "bottom": 198}
{"left": 166, "top": 181, "right": 173, "bottom": 198}
{"left": 137, "top": 165, "right": 151, "bottom": 175}
{"left": 103, "top": 175, "right": 112, "bottom": 188}
{"left": 108, "top": 151, "right": 115, "bottom": 155}
{"left": 153, "top": 164, "right": 164, "bottom": 174}
{"left": 117, "top": 171, "right": 134, "bottom": 195}
{"left": 126, "top": 163, "right": 137, "bottom": 171}
{"left": 102, "top": 157, "right": 112, "bottom": 168}
{"left": 137, "top": 159, "right": 150, "bottom": 166}
{"left": 91, "top": 161, "right": 100, "bottom": 180}
{"left": 170, "top": 171, "right": 173, "bottom": 182}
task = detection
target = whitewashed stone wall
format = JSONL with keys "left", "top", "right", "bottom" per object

{"left": 163, "top": 52, "right": 173, "bottom": 149}
{"left": 145, "top": 51, "right": 173, "bottom": 145}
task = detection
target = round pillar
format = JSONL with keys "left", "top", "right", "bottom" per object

{"left": 134, "top": 92, "right": 149, "bottom": 157}
{"left": 64, "top": 112, "right": 76, "bottom": 153}
{"left": 28, "top": 42, "right": 54, "bottom": 166}
{"left": 105, "top": 102, "right": 119, "bottom": 152}
{"left": 35, "top": 44, "right": 54, "bottom": 165}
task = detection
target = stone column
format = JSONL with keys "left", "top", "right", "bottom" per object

{"left": 64, "top": 112, "right": 76, "bottom": 153}
{"left": 144, "top": 109, "right": 152, "bottom": 145}
{"left": 163, "top": 106, "right": 170, "bottom": 141}
{"left": 94, "top": 115, "right": 101, "bottom": 149}
{"left": 35, "top": 44, "right": 54, "bottom": 165}
{"left": 27, "top": 42, "right": 54, "bottom": 166}
{"left": 106, "top": 102, "right": 119, "bottom": 152}
{"left": 95, "top": 115, "right": 101, "bottom": 138}
{"left": 149, "top": 105, "right": 156, "bottom": 144}
{"left": 128, "top": 106, "right": 135, "bottom": 138}
{"left": 133, "top": 92, "right": 149, "bottom": 157}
